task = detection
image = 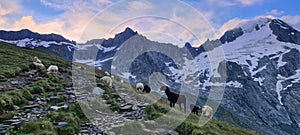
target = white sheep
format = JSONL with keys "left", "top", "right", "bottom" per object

{"left": 33, "top": 56, "right": 42, "bottom": 63}
{"left": 100, "top": 76, "right": 113, "bottom": 87}
{"left": 32, "top": 62, "right": 45, "bottom": 69}
{"left": 104, "top": 71, "right": 110, "bottom": 76}
{"left": 120, "top": 79, "right": 124, "bottom": 83}
{"left": 47, "top": 65, "right": 58, "bottom": 74}
{"left": 136, "top": 83, "right": 144, "bottom": 92}
{"left": 201, "top": 105, "right": 213, "bottom": 118}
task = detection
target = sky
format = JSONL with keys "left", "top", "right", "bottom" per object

{"left": 0, "top": 0, "right": 299, "bottom": 46}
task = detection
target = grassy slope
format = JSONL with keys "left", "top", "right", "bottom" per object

{"left": 0, "top": 42, "right": 70, "bottom": 79}
{"left": 140, "top": 99, "right": 257, "bottom": 135}
{"left": 0, "top": 42, "right": 257, "bottom": 135}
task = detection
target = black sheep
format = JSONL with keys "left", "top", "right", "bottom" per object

{"left": 143, "top": 84, "right": 151, "bottom": 93}
{"left": 161, "top": 86, "right": 186, "bottom": 113}
{"left": 190, "top": 104, "right": 200, "bottom": 115}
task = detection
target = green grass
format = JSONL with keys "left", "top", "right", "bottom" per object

{"left": 8, "top": 103, "right": 87, "bottom": 135}
{"left": 0, "top": 42, "right": 86, "bottom": 134}
{"left": 14, "top": 120, "right": 56, "bottom": 135}
{"left": 143, "top": 100, "right": 257, "bottom": 135}
{"left": 0, "top": 41, "right": 70, "bottom": 79}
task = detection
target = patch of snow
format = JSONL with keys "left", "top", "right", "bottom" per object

{"left": 120, "top": 72, "right": 136, "bottom": 79}
{"left": 276, "top": 80, "right": 284, "bottom": 105}
{"left": 254, "top": 77, "right": 264, "bottom": 86}
{"left": 103, "top": 46, "right": 116, "bottom": 53}
{"left": 240, "top": 17, "right": 271, "bottom": 33}
{"left": 94, "top": 57, "right": 113, "bottom": 67}
{"left": 74, "top": 59, "right": 95, "bottom": 64}
{"left": 284, "top": 84, "right": 293, "bottom": 90}
{"left": 252, "top": 65, "right": 267, "bottom": 75}
{"left": 67, "top": 46, "right": 72, "bottom": 52}
{"left": 227, "top": 81, "right": 243, "bottom": 88}
{"left": 204, "top": 81, "right": 243, "bottom": 88}
{"left": 0, "top": 38, "right": 75, "bottom": 48}
{"left": 276, "top": 70, "right": 300, "bottom": 105}
{"left": 277, "top": 54, "right": 287, "bottom": 68}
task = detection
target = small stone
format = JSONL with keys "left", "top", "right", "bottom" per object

{"left": 131, "top": 104, "right": 139, "bottom": 111}
{"left": 80, "top": 130, "right": 89, "bottom": 133}
{"left": 11, "top": 81, "right": 19, "bottom": 85}
{"left": 13, "top": 105, "right": 20, "bottom": 110}
{"left": 120, "top": 105, "right": 132, "bottom": 111}
{"left": 92, "top": 87, "right": 105, "bottom": 95}
{"left": 56, "top": 122, "right": 69, "bottom": 127}
{"left": 23, "top": 104, "right": 39, "bottom": 109}
{"left": 3, "top": 119, "right": 20, "bottom": 124}
{"left": 168, "top": 130, "right": 179, "bottom": 135}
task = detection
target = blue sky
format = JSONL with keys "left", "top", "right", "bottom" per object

{"left": 0, "top": 0, "right": 299, "bottom": 44}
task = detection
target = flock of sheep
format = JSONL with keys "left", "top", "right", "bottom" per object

{"left": 32, "top": 56, "right": 58, "bottom": 74}
{"left": 33, "top": 56, "right": 213, "bottom": 118}
{"left": 99, "top": 73, "right": 213, "bottom": 118}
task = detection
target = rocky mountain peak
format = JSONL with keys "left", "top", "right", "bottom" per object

{"left": 269, "top": 19, "right": 300, "bottom": 45}
{"left": 0, "top": 29, "right": 75, "bottom": 44}
{"left": 101, "top": 27, "right": 138, "bottom": 47}
{"left": 240, "top": 17, "right": 272, "bottom": 33}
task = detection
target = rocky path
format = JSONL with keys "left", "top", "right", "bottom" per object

{"left": 74, "top": 84, "right": 149, "bottom": 134}
{"left": 0, "top": 68, "right": 176, "bottom": 135}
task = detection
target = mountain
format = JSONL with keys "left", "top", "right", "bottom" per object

{"left": 190, "top": 17, "right": 300, "bottom": 135}
{"left": 0, "top": 29, "right": 76, "bottom": 60}
{"left": 0, "top": 17, "right": 299, "bottom": 135}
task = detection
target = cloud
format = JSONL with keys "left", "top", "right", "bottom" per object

{"left": 202, "top": 0, "right": 264, "bottom": 7}
{"left": 0, "top": 1, "right": 19, "bottom": 16}
{"left": 214, "top": 15, "right": 276, "bottom": 39}
{"left": 266, "top": 9, "right": 284, "bottom": 16}
{"left": 127, "top": 1, "right": 153, "bottom": 11}
{"left": 13, "top": 16, "right": 65, "bottom": 34}
{"left": 0, "top": 0, "right": 113, "bottom": 42}
{"left": 40, "top": 0, "right": 113, "bottom": 12}
{"left": 215, "top": 18, "right": 247, "bottom": 38}
{"left": 9, "top": 11, "right": 94, "bottom": 41}
{"left": 203, "top": 0, "right": 237, "bottom": 7}
{"left": 281, "top": 15, "right": 300, "bottom": 31}
{"left": 0, "top": 1, "right": 20, "bottom": 30}
{"left": 235, "top": 0, "right": 263, "bottom": 6}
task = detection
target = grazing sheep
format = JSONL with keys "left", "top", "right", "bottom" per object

{"left": 32, "top": 62, "right": 45, "bottom": 70}
{"left": 33, "top": 56, "right": 42, "bottom": 63}
{"left": 136, "top": 83, "right": 144, "bottom": 92}
{"left": 47, "top": 65, "right": 58, "bottom": 74}
{"left": 104, "top": 71, "right": 110, "bottom": 76}
{"left": 201, "top": 105, "right": 213, "bottom": 118}
{"left": 143, "top": 84, "right": 151, "bottom": 93}
{"left": 120, "top": 79, "right": 124, "bottom": 83}
{"left": 190, "top": 104, "right": 200, "bottom": 115}
{"left": 160, "top": 86, "right": 186, "bottom": 113}
{"left": 100, "top": 76, "right": 113, "bottom": 87}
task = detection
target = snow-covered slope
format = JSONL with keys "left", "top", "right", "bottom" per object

{"left": 192, "top": 17, "right": 300, "bottom": 135}
{"left": 0, "top": 38, "right": 74, "bottom": 48}
{"left": 0, "top": 29, "right": 76, "bottom": 60}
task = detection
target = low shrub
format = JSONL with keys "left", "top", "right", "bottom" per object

{"left": 20, "top": 120, "right": 55, "bottom": 134}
